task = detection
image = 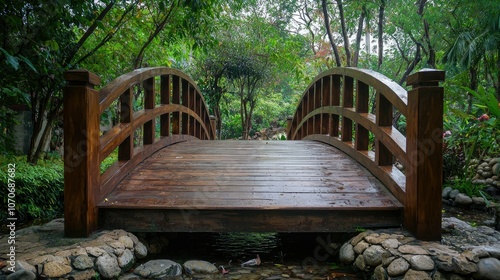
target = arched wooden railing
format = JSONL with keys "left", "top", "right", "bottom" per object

{"left": 63, "top": 67, "right": 216, "bottom": 237}
{"left": 287, "top": 68, "right": 445, "bottom": 241}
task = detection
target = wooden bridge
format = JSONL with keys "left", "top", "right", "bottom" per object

{"left": 63, "top": 67, "right": 444, "bottom": 241}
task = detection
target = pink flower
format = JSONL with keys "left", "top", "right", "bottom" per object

{"left": 477, "top": 114, "right": 490, "bottom": 122}
{"left": 443, "top": 130, "right": 452, "bottom": 138}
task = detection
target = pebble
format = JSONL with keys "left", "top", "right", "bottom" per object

{"left": 475, "top": 257, "right": 500, "bottom": 280}
{"left": 133, "top": 259, "right": 182, "bottom": 278}
{"left": 96, "top": 254, "right": 121, "bottom": 279}
{"left": 183, "top": 260, "right": 219, "bottom": 274}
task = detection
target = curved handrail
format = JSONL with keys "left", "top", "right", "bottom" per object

{"left": 287, "top": 67, "right": 445, "bottom": 240}
{"left": 287, "top": 67, "right": 408, "bottom": 203}
{"left": 62, "top": 67, "right": 216, "bottom": 237}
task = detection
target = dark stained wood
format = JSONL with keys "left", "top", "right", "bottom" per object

{"left": 143, "top": 77, "right": 155, "bottom": 145}
{"left": 375, "top": 91, "right": 393, "bottom": 166}
{"left": 341, "top": 76, "right": 353, "bottom": 142}
{"left": 160, "top": 75, "right": 170, "bottom": 137}
{"left": 287, "top": 67, "right": 445, "bottom": 240}
{"left": 100, "top": 209, "right": 402, "bottom": 233}
{"left": 98, "top": 140, "right": 402, "bottom": 232}
{"left": 119, "top": 88, "right": 133, "bottom": 161}
{"left": 64, "top": 67, "right": 216, "bottom": 237}
{"left": 63, "top": 70, "right": 100, "bottom": 237}
{"left": 305, "top": 135, "right": 406, "bottom": 204}
{"left": 355, "top": 81, "right": 369, "bottom": 151}
{"left": 405, "top": 69, "right": 444, "bottom": 241}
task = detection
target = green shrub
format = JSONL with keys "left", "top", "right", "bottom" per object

{"left": 0, "top": 156, "right": 64, "bottom": 224}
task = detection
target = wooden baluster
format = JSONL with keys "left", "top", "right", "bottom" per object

{"left": 119, "top": 88, "right": 133, "bottom": 160}
{"left": 405, "top": 69, "right": 445, "bottom": 241}
{"left": 341, "top": 76, "right": 353, "bottom": 142}
{"left": 172, "top": 76, "right": 180, "bottom": 134}
{"left": 190, "top": 87, "right": 196, "bottom": 137}
{"left": 375, "top": 92, "right": 393, "bottom": 166}
{"left": 331, "top": 75, "right": 340, "bottom": 137}
{"left": 309, "top": 89, "right": 315, "bottom": 135}
{"left": 143, "top": 77, "right": 155, "bottom": 145}
{"left": 355, "top": 81, "right": 369, "bottom": 151}
{"left": 63, "top": 69, "right": 101, "bottom": 237}
{"left": 182, "top": 80, "right": 189, "bottom": 135}
{"left": 321, "top": 76, "right": 331, "bottom": 135}
{"left": 160, "top": 75, "right": 171, "bottom": 137}
{"left": 314, "top": 81, "right": 321, "bottom": 134}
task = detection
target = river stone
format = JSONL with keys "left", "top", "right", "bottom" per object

{"left": 381, "top": 238, "right": 399, "bottom": 249}
{"left": 96, "top": 254, "right": 121, "bottom": 279}
{"left": 339, "top": 243, "right": 355, "bottom": 263}
{"left": 455, "top": 193, "right": 473, "bottom": 205}
{"left": 72, "top": 254, "right": 94, "bottom": 270}
{"left": 5, "top": 269, "right": 36, "bottom": 280}
{"left": 398, "top": 245, "right": 429, "bottom": 255}
{"left": 354, "top": 240, "right": 369, "bottom": 254}
{"left": 449, "top": 189, "right": 460, "bottom": 199}
{"left": 183, "top": 260, "right": 218, "bottom": 274}
{"left": 472, "top": 197, "right": 486, "bottom": 206}
{"left": 43, "top": 261, "right": 73, "bottom": 278}
{"left": 86, "top": 246, "right": 107, "bottom": 257}
{"left": 119, "top": 235, "right": 134, "bottom": 249}
{"left": 363, "top": 245, "right": 386, "bottom": 266}
{"left": 118, "top": 249, "right": 135, "bottom": 271}
{"left": 403, "top": 269, "right": 431, "bottom": 280}
{"left": 68, "top": 269, "right": 97, "bottom": 280}
{"left": 372, "top": 265, "right": 386, "bottom": 280}
{"left": 354, "top": 255, "right": 367, "bottom": 271}
{"left": 442, "top": 187, "right": 453, "bottom": 199}
{"left": 134, "top": 259, "right": 182, "bottom": 278}
{"left": 134, "top": 242, "right": 148, "bottom": 259}
{"left": 387, "top": 258, "right": 410, "bottom": 277}
{"left": 6, "top": 260, "right": 36, "bottom": 275}
{"left": 409, "top": 255, "right": 434, "bottom": 271}
{"left": 481, "top": 245, "right": 500, "bottom": 258}
{"left": 474, "top": 257, "right": 500, "bottom": 280}
{"left": 452, "top": 256, "right": 478, "bottom": 274}
{"left": 350, "top": 231, "right": 371, "bottom": 246}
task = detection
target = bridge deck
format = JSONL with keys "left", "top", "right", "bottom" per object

{"left": 98, "top": 140, "right": 403, "bottom": 232}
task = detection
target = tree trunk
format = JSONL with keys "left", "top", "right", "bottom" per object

{"left": 353, "top": 6, "right": 365, "bottom": 67}
{"left": 377, "top": 0, "right": 385, "bottom": 70}
{"left": 336, "top": 0, "right": 351, "bottom": 66}
{"left": 321, "top": 0, "right": 342, "bottom": 67}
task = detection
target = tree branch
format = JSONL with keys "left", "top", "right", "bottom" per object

{"left": 321, "top": 0, "right": 341, "bottom": 67}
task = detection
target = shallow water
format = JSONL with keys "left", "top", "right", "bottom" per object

{"left": 155, "top": 232, "right": 357, "bottom": 265}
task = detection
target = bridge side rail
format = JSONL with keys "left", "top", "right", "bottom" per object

{"left": 287, "top": 68, "right": 444, "bottom": 241}
{"left": 63, "top": 67, "right": 216, "bottom": 237}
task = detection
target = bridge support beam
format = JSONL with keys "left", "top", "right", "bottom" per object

{"left": 63, "top": 70, "right": 101, "bottom": 237}
{"left": 405, "top": 69, "right": 445, "bottom": 241}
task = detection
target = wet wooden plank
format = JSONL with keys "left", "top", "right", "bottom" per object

{"left": 98, "top": 140, "right": 402, "bottom": 232}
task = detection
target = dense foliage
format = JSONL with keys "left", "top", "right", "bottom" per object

{"left": 0, "top": 156, "right": 64, "bottom": 224}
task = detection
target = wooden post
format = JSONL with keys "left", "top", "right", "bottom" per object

{"left": 405, "top": 69, "right": 445, "bottom": 241}
{"left": 286, "top": 116, "right": 293, "bottom": 138}
{"left": 63, "top": 70, "right": 101, "bottom": 237}
{"left": 210, "top": 115, "right": 217, "bottom": 140}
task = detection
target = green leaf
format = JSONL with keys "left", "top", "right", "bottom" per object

{"left": 19, "top": 55, "right": 38, "bottom": 73}
{"left": 0, "top": 48, "right": 19, "bottom": 70}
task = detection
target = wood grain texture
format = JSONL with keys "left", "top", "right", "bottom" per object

{"left": 98, "top": 140, "right": 402, "bottom": 232}
{"left": 63, "top": 70, "right": 100, "bottom": 237}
